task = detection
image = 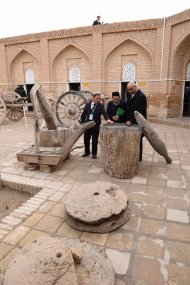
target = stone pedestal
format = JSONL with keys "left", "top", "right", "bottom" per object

{"left": 100, "top": 124, "right": 141, "bottom": 179}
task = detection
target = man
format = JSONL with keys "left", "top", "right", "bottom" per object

{"left": 80, "top": 93, "right": 113, "bottom": 159}
{"left": 93, "top": 16, "right": 102, "bottom": 25}
{"left": 125, "top": 82, "right": 147, "bottom": 161}
{"left": 106, "top": 91, "right": 127, "bottom": 123}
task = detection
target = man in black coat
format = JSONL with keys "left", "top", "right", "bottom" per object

{"left": 80, "top": 93, "right": 113, "bottom": 159}
{"left": 106, "top": 91, "right": 127, "bottom": 123}
{"left": 93, "top": 16, "right": 102, "bottom": 25}
{"left": 125, "top": 82, "right": 147, "bottom": 161}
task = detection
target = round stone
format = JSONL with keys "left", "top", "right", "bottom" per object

{"left": 65, "top": 207, "right": 131, "bottom": 233}
{"left": 4, "top": 236, "right": 115, "bottom": 285}
{"left": 64, "top": 181, "right": 128, "bottom": 224}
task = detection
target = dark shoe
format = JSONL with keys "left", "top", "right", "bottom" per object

{"left": 92, "top": 154, "right": 97, "bottom": 159}
{"left": 82, "top": 153, "right": 90, "bottom": 157}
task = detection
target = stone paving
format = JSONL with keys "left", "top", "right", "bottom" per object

{"left": 0, "top": 118, "right": 190, "bottom": 285}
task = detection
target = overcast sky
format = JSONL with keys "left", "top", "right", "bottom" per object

{"left": 0, "top": 0, "right": 189, "bottom": 38}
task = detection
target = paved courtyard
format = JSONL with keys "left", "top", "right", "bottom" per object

{"left": 0, "top": 117, "right": 190, "bottom": 285}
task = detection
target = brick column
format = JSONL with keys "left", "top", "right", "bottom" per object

{"left": 40, "top": 38, "right": 51, "bottom": 92}
{"left": 92, "top": 32, "right": 103, "bottom": 92}
{"left": 0, "top": 44, "right": 9, "bottom": 87}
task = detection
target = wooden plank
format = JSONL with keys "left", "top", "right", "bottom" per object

{"left": 17, "top": 151, "right": 60, "bottom": 165}
{"left": 30, "top": 84, "right": 41, "bottom": 154}
{"left": 37, "top": 90, "right": 57, "bottom": 130}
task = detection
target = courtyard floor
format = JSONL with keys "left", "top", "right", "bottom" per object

{"left": 0, "top": 117, "right": 190, "bottom": 285}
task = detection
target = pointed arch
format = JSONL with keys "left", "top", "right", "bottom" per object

{"left": 104, "top": 38, "right": 153, "bottom": 95}
{"left": 52, "top": 44, "right": 92, "bottom": 94}
{"left": 52, "top": 44, "right": 91, "bottom": 66}
{"left": 171, "top": 34, "right": 190, "bottom": 80}
{"left": 104, "top": 37, "right": 153, "bottom": 65}
{"left": 10, "top": 49, "right": 40, "bottom": 85}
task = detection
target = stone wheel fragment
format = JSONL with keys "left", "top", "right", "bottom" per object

{"left": 4, "top": 236, "right": 115, "bottom": 285}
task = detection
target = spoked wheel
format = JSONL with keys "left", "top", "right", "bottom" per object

{"left": 0, "top": 97, "right": 6, "bottom": 125}
{"left": 56, "top": 91, "right": 88, "bottom": 126}
{"left": 79, "top": 90, "right": 92, "bottom": 102}
{"left": 3, "top": 91, "right": 25, "bottom": 121}
{"left": 6, "top": 106, "right": 24, "bottom": 121}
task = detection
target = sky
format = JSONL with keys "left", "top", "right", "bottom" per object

{"left": 0, "top": 0, "right": 189, "bottom": 38}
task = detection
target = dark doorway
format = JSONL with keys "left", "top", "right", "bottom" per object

{"left": 69, "top": 83, "right": 81, "bottom": 92}
{"left": 182, "top": 81, "right": 190, "bottom": 117}
{"left": 121, "top": 82, "right": 131, "bottom": 101}
{"left": 121, "top": 82, "right": 127, "bottom": 100}
{"left": 25, "top": 84, "right": 34, "bottom": 111}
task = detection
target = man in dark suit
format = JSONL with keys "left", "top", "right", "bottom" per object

{"left": 106, "top": 91, "right": 127, "bottom": 123}
{"left": 125, "top": 82, "right": 147, "bottom": 161}
{"left": 93, "top": 16, "right": 102, "bottom": 25}
{"left": 80, "top": 93, "right": 113, "bottom": 159}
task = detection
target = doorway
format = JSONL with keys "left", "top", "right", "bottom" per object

{"left": 25, "top": 84, "right": 34, "bottom": 111}
{"left": 182, "top": 81, "right": 190, "bottom": 117}
{"left": 121, "top": 82, "right": 131, "bottom": 101}
{"left": 69, "top": 83, "right": 81, "bottom": 92}
{"left": 121, "top": 82, "right": 128, "bottom": 100}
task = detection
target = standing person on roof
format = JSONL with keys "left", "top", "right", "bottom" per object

{"left": 93, "top": 16, "right": 102, "bottom": 25}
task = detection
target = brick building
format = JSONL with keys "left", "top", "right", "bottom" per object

{"left": 0, "top": 8, "right": 190, "bottom": 118}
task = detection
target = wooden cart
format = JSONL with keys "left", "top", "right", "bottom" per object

{"left": 0, "top": 91, "right": 32, "bottom": 125}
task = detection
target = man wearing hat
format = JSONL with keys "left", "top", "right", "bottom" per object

{"left": 106, "top": 92, "right": 127, "bottom": 123}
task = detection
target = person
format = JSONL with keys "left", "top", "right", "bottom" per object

{"left": 14, "top": 85, "right": 27, "bottom": 98}
{"left": 93, "top": 16, "right": 102, "bottom": 25}
{"left": 125, "top": 81, "right": 147, "bottom": 161}
{"left": 106, "top": 91, "right": 127, "bottom": 123}
{"left": 80, "top": 93, "right": 113, "bottom": 159}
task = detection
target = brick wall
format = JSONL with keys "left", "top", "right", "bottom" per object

{"left": 0, "top": 9, "right": 190, "bottom": 118}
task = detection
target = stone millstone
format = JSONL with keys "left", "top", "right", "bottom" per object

{"left": 4, "top": 236, "right": 115, "bottom": 285}
{"left": 64, "top": 181, "right": 128, "bottom": 224}
{"left": 65, "top": 207, "right": 131, "bottom": 233}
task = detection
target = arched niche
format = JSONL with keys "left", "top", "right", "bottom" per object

{"left": 10, "top": 49, "right": 40, "bottom": 86}
{"left": 52, "top": 44, "right": 91, "bottom": 94}
{"left": 171, "top": 34, "right": 190, "bottom": 80}
{"left": 104, "top": 39, "right": 152, "bottom": 95}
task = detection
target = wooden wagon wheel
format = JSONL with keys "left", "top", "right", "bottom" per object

{"left": 56, "top": 91, "right": 88, "bottom": 126}
{"left": 0, "top": 97, "right": 7, "bottom": 125}
{"left": 3, "top": 91, "right": 24, "bottom": 121}
{"left": 79, "top": 90, "right": 92, "bottom": 101}
{"left": 6, "top": 106, "right": 24, "bottom": 121}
